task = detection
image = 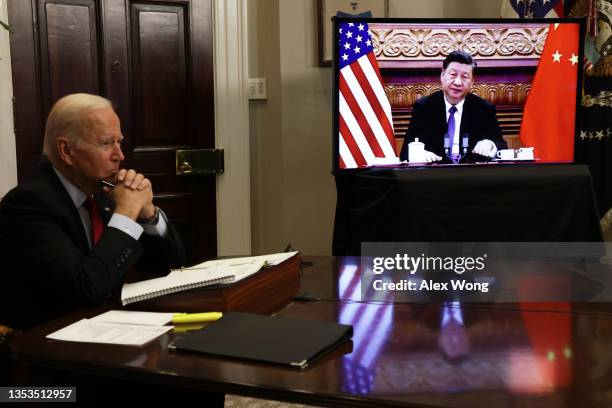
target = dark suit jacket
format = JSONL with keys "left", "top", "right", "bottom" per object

{"left": 0, "top": 160, "right": 186, "bottom": 330}
{"left": 399, "top": 91, "right": 507, "bottom": 163}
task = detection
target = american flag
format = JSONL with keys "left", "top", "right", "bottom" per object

{"left": 501, "top": 0, "right": 565, "bottom": 18}
{"left": 337, "top": 21, "right": 397, "bottom": 169}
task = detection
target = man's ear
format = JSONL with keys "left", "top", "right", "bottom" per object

{"left": 56, "top": 136, "right": 74, "bottom": 165}
{"left": 467, "top": 75, "right": 475, "bottom": 91}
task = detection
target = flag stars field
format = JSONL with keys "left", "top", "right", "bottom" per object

{"left": 552, "top": 50, "right": 562, "bottom": 62}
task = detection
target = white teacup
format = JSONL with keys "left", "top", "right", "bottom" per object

{"left": 496, "top": 149, "right": 515, "bottom": 160}
{"left": 516, "top": 147, "right": 535, "bottom": 160}
{"left": 408, "top": 138, "right": 426, "bottom": 163}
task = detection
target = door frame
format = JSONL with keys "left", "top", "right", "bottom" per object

{"left": 0, "top": 0, "right": 17, "bottom": 198}
{"left": 213, "top": 0, "right": 251, "bottom": 256}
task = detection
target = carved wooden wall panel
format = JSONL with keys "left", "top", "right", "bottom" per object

{"left": 370, "top": 23, "right": 548, "bottom": 67}
{"left": 385, "top": 82, "right": 532, "bottom": 108}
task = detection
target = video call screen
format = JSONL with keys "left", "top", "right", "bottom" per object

{"left": 332, "top": 18, "right": 584, "bottom": 172}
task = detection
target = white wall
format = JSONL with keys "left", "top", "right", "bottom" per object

{"left": 389, "top": 0, "right": 444, "bottom": 17}
{"left": 248, "top": 0, "right": 286, "bottom": 253}
{"left": 443, "top": 0, "right": 501, "bottom": 18}
{"left": 278, "top": 0, "right": 336, "bottom": 255}
{"left": 390, "top": 0, "right": 501, "bottom": 18}
{"left": 248, "top": 0, "right": 336, "bottom": 255}
{"left": 0, "top": 0, "right": 16, "bottom": 198}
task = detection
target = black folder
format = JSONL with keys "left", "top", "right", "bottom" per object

{"left": 172, "top": 312, "right": 353, "bottom": 369}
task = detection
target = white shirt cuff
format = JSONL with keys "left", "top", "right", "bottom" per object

{"left": 108, "top": 213, "right": 144, "bottom": 240}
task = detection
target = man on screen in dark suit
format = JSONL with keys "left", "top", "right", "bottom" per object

{"left": 399, "top": 51, "right": 507, "bottom": 163}
{"left": 0, "top": 93, "right": 186, "bottom": 330}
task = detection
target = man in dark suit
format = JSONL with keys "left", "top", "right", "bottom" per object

{"left": 399, "top": 51, "right": 507, "bottom": 163}
{"left": 0, "top": 93, "right": 186, "bottom": 330}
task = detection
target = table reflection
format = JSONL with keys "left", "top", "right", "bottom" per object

{"left": 337, "top": 262, "right": 394, "bottom": 396}
{"left": 334, "top": 260, "right": 575, "bottom": 399}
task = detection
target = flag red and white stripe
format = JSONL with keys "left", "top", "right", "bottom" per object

{"left": 338, "top": 22, "right": 397, "bottom": 169}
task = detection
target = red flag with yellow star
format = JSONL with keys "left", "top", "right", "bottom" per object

{"left": 519, "top": 23, "right": 580, "bottom": 162}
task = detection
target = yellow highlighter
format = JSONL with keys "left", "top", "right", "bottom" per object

{"left": 172, "top": 312, "right": 223, "bottom": 324}
{"left": 173, "top": 322, "right": 208, "bottom": 333}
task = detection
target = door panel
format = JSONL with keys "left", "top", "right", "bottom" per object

{"left": 38, "top": 0, "right": 101, "bottom": 112}
{"left": 124, "top": 0, "right": 216, "bottom": 263}
{"left": 130, "top": 3, "right": 188, "bottom": 147}
{"left": 8, "top": 0, "right": 217, "bottom": 263}
{"left": 7, "top": 0, "right": 42, "bottom": 180}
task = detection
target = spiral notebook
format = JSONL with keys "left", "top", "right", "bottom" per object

{"left": 120, "top": 266, "right": 236, "bottom": 305}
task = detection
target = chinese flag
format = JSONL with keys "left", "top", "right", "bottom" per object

{"left": 519, "top": 23, "right": 580, "bottom": 162}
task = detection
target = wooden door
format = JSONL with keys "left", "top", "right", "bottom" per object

{"left": 8, "top": 0, "right": 216, "bottom": 263}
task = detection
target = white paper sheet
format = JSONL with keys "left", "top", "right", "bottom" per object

{"left": 175, "top": 251, "right": 298, "bottom": 283}
{"left": 46, "top": 319, "right": 172, "bottom": 346}
{"left": 91, "top": 310, "right": 174, "bottom": 326}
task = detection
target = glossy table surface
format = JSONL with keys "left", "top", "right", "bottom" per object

{"left": 11, "top": 257, "right": 612, "bottom": 407}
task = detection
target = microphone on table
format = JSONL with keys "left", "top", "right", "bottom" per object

{"left": 461, "top": 134, "right": 469, "bottom": 156}
{"left": 444, "top": 133, "right": 451, "bottom": 158}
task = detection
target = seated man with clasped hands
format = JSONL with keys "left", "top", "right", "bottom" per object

{"left": 0, "top": 93, "right": 186, "bottom": 330}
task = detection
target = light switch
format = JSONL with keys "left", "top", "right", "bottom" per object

{"left": 248, "top": 78, "right": 267, "bottom": 100}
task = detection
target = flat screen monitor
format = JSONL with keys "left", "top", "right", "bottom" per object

{"left": 332, "top": 18, "right": 584, "bottom": 172}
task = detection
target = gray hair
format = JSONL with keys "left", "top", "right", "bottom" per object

{"left": 43, "top": 93, "right": 113, "bottom": 159}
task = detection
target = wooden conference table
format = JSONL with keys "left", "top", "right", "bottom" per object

{"left": 10, "top": 256, "right": 612, "bottom": 407}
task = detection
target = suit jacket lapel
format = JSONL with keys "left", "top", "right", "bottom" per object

{"left": 460, "top": 94, "right": 474, "bottom": 150}
{"left": 94, "top": 193, "right": 115, "bottom": 225}
{"left": 40, "top": 161, "right": 91, "bottom": 252}
{"left": 434, "top": 92, "right": 448, "bottom": 150}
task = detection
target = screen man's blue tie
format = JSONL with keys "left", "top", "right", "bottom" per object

{"left": 447, "top": 105, "right": 458, "bottom": 161}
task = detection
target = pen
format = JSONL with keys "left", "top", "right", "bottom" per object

{"left": 172, "top": 312, "right": 223, "bottom": 324}
{"left": 99, "top": 179, "right": 116, "bottom": 189}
